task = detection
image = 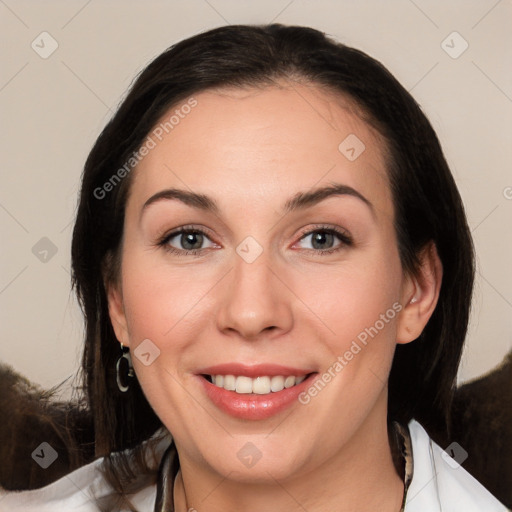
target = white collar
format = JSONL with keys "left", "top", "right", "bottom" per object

{"left": 0, "top": 420, "right": 507, "bottom": 511}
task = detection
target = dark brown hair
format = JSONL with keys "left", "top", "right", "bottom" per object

{"left": 71, "top": 23, "right": 474, "bottom": 501}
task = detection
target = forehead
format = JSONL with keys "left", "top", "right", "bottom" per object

{"left": 128, "top": 83, "right": 392, "bottom": 219}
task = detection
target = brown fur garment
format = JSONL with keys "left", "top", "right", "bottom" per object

{"left": 448, "top": 351, "right": 512, "bottom": 508}
{"left": 0, "top": 362, "right": 94, "bottom": 491}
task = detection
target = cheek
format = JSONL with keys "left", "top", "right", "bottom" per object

{"left": 292, "top": 253, "right": 402, "bottom": 347}
{"left": 120, "top": 251, "right": 217, "bottom": 353}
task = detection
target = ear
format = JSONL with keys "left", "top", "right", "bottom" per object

{"left": 396, "top": 242, "right": 443, "bottom": 344}
{"left": 105, "top": 278, "right": 131, "bottom": 348}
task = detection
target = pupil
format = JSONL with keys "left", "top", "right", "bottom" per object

{"left": 182, "top": 232, "right": 202, "bottom": 250}
{"left": 312, "top": 231, "right": 333, "bottom": 250}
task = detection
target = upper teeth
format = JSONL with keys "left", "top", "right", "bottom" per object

{"left": 210, "top": 375, "right": 306, "bottom": 394}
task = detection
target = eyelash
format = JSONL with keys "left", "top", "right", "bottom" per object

{"left": 296, "top": 225, "right": 353, "bottom": 255}
{"left": 156, "top": 225, "right": 214, "bottom": 256}
{"left": 156, "top": 224, "right": 353, "bottom": 257}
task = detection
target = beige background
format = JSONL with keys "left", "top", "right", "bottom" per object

{"left": 1, "top": 0, "right": 511, "bottom": 393}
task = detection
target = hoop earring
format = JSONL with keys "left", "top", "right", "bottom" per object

{"left": 116, "top": 344, "right": 135, "bottom": 393}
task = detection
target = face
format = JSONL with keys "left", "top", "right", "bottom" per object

{"left": 108, "top": 83, "right": 428, "bottom": 484}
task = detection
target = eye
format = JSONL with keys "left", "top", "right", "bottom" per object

{"left": 159, "top": 228, "right": 217, "bottom": 255}
{"left": 295, "top": 227, "right": 352, "bottom": 253}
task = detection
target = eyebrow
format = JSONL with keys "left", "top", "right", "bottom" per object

{"left": 283, "top": 183, "right": 373, "bottom": 215}
{"left": 141, "top": 183, "right": 373, "bottom": 218}
{"left": 142, "top": 188, "right": 219, "bottom": 215}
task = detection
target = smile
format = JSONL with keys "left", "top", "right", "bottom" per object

{"left": 204, "top": 374, "right": 307, "bottom": 394}
{"left": 196, "top": 364, "right": 317, "bottom": 420}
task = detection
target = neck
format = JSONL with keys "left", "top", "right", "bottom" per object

{"left": 174, "top": 394, "right": 404, "bottom": 512}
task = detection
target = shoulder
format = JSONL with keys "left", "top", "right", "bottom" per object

{"left": 0, "top": 432, "right": 170, "bottom": 512}
{"left": 0, "top": 460, "right": 158, "bottom": 512}
{"left": 0, "top": 456, "right": 109, "bottom": 511}
{"left": 404, "top": 419, "right": 509, "bottom": 512}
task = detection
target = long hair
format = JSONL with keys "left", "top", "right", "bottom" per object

{"left": 71, "top": 23, "right": 474, "bottom": 498}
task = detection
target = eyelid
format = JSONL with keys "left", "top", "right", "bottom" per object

{"left": 156, "top": 223, "right": 352, "bottom": 256}
{"left": 157, "top": 224, "right": 216, "bottom": 242}
{"left": 156, "top": 225, "right": 220, "bottom": 255}
{"left": 294, "top": 224, "right": 353, "bottom": 244}
{"left": 289, "top": 225, "right": 353, "bottom": 256}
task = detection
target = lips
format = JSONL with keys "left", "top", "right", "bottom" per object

{"left": 196, "top": 363, "right": 316, "bottom": 420}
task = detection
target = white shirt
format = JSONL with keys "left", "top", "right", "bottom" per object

{"left": 0, "top": 420, "right": 507, "bottom": 511}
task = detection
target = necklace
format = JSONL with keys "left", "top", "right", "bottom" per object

{"left": 153, "top": 423, "right": 413, "bottom": 512}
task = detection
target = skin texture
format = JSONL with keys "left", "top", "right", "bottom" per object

{"left": 107, "top": 82, "right": 442, "bottom": 512}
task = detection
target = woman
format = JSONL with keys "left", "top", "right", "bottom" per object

{"left": 0, "top": 24, "right": 507, "bottom": 511}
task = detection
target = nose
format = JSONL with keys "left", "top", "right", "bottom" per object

{"left": 216, "top": 248, "right": 294, "bottom": 341}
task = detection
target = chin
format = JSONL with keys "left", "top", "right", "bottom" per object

{"left": 198, "top": 435, "right": 313, "bottom": 483}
